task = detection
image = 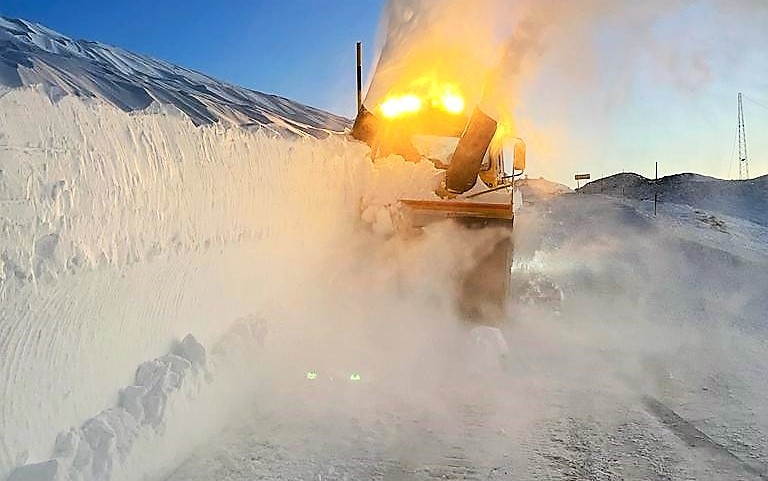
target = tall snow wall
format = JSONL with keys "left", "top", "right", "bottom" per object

{"left": 0, "top": 88, "right": 439, "bottom": 479}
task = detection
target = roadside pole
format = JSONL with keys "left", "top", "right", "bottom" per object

{"left": 654, "top": 162, "right": 658, "bottom": 216}
{"left": 356, "top": 42, "right": 362, "bottom": 113}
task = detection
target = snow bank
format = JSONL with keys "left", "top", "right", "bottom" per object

{"left": 9, "top": 319, "right": 267, "bottom": 481}
{"left": 360, "top": 155, "right": 442, "bottom": 235}
{"left": 9, "top": 334, "right": 209, "bottom": 481}
{"left": 0, "top": 88, "right": 439, "bottom": 480}
{"left": 0, "top": 88, "right": 364, "bottom": 283}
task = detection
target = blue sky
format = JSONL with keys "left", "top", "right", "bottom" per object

{"left": 0, "top": 0, "right": 385, "bottom": 117}
{"left": 1, "top": 1, "right": 766, "bottom": 183}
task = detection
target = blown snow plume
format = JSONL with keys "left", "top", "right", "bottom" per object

{"left": 0, "top": 16, "right": 349, "bottom": 135}
{"left": 366, "top": 0, "right": 501, "bottom": 116}
{"left": 374, "top": 0, "right": 768, "bottom": 180}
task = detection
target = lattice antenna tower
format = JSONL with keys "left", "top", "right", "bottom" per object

{"left": 738, "top": 92, "right": 749, "bottom": 180}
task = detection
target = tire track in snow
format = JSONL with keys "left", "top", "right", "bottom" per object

{"left": 643, "top": 396, "right": 768, "bottom": 481}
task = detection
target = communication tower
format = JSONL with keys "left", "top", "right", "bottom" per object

{"left": 738, "top": 92, "right": 749, "bottom": 180}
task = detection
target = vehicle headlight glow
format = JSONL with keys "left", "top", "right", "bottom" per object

{"left": 439, "top": 90, "right": 464, "bottom": 114}
{"left": 379, "top": 94, "right": 422, "bottom": 118}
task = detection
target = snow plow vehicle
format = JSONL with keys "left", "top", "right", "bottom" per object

{"left": 350, "top": 43, "right": 526, "bottom": 328}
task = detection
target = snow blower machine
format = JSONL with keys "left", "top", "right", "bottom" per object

{"left": 350, "top": 43, "right": 526, "bottom": 329}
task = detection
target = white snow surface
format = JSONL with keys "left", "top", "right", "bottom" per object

{"left": 0, "top": 16, "right": 349, "bottom": 135}
{"left": 579, "top": 172, "right": 768, "bottom": 226}
{"left": 0, "top": 87, "right": 441, "bottom": 480}
{"left": 8, "top": 320, "right": 269, "bottom": 481}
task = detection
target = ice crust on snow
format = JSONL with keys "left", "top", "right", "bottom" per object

{"left": 0, "top": 16, "right": 349, "bottom": 135}
{"left": 0, "top": 87, "right": 442, "bottom": 480}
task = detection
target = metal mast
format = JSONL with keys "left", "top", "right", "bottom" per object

{"left": 356, "top": 42, "right": 363, "bottom": 113}
{"left": 738, "top": 92, "right": 749, "bottom": 180}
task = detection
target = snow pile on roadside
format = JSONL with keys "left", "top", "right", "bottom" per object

{"left": 360, "top": 155, "right": 442, "bottom": 235}
{"left": 9, "top": 318, "right": 267, "bottom": 481}
{"left": 0, "top": 88, "right": 438, "bottom": 480}
{"left": 9, "top": 335, "right": 210, "bottom": 481}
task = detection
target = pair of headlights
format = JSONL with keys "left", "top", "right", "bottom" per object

{"left": 306, "top": 371, "right": 362, "bottom": 382}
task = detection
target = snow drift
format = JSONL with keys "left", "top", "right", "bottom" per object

{"left": 0, "top": 86, "right": 442, "bottom": 480}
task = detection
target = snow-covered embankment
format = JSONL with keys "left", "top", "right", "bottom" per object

{"left": 0, "top": 88, "right": 439, "bottom": 480}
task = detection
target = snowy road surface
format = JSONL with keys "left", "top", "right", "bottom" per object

{"left": 162, "top": 193, "right": 768, "bottom": 481}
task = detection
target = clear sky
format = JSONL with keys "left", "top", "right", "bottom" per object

{"left": 1, "top": 1, "right": 766, "bottom": 185}
{"left": 0, "top": 0, "right": 385, "bottom": 117}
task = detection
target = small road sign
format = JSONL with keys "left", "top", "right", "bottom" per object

{"left": 574, "top": 173, "right": 591, "bottom": 189}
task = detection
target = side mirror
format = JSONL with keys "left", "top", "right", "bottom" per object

{"left": 513, "top": 139, "right": 526, "bottom": 171}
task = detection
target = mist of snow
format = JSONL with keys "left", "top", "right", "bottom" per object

{"left": 2, "top": 80, "right": 768, "bottom": 481}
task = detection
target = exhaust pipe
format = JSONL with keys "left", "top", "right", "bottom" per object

{"left": 351, "top": 105, "right": 379, "bottom": 145}
{"left": 356, "top": 41, "right": 363, "bottom": 113}
{"left": 351, "top": 41, "right": 380, "bottom": 146}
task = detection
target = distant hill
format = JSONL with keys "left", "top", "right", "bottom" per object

{"left": 579, "top": 172, "right": 768, "bottom": 226}
{"left": 0, "top": 16, "right": 349, "bottom": 136}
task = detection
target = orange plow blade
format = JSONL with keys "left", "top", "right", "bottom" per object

{"left": 400, "top": 199, "right": 513, "bottom": 228}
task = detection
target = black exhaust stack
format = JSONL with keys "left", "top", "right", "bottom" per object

{"left": 356, "top": 41, "right": 363, "bottom": 113}
{"left": 351, "top": 41, "right": 379, "bottom": 146}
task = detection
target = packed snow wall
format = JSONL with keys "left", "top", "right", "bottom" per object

{"left": 0, "top": 88, "right": 441, "bottom": 479}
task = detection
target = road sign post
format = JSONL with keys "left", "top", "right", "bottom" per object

{"left": 654, "top": 162, "right": 658, "bottom": 216}
{"left": 574, "top": 173, "right": 591, "bottom": 190}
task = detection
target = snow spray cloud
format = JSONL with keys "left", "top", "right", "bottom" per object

{"left": 365, "top": 0, "right": 501, "bottom": 114}
{"left": 372, "top": 0, "right": 768, "bottom": 177}
{"left": 507, "top": 191, "right": 768, "bottom": 435}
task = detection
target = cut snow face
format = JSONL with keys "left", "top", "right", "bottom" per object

{"left": 0, "top": 16, "right": 349, "bottom": 135}
{"left": 0, "top": 87, "right": 448, "bottom": 481}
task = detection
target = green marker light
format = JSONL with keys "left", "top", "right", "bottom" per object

{"left": 349, "top": 373, "right": 361, "bottom": 382}
{"left": 306, "top": 371, "right": 317, "bottom": 380}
